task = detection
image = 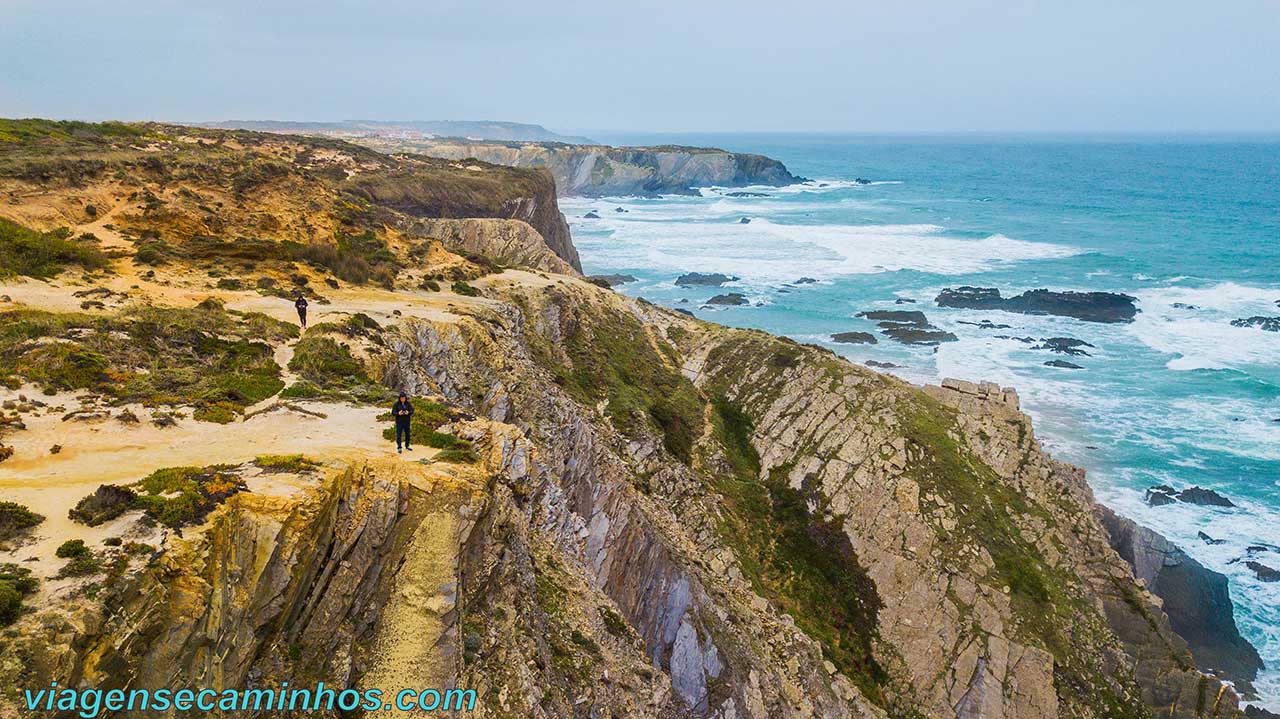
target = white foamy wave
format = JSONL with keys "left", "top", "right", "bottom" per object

{"left": 1130, "top": 283, "right": 1280, "bottom": 373}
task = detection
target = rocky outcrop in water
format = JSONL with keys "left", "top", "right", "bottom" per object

{"left": 1098, "top": 507, "right": 1264, "bottom": 690}
{"left": 1231, "top": 316, "right": 1280, "bottom": 332}
{"left": 677, "top": 272, "right": 737, "bottom": 287}
{"left": 937, "top": 286, "right": 1139, "bottom": 323}
{"left": 857, "top": 310, "right": 957, "bottom": 345}
{"left": 831, "top": 331, "right": 877, "bottom": 344}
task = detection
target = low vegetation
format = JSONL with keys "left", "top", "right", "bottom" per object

{"left": 0, "top": 218, "right": 108, "bottom": 279}
{"left": 376, "top": 398, "right": 475, "bottom": 460}
{"left": 69, "top": 465, "right": 246, "bottom": 530}
{"left": 282, "top": 335, "right": 384, "bottom": 403}
{"left": 0, "top": 502, "right": 44, "bottom": 543}
{"left": 0, "top": 564, "right": 38, "bottom": 625}
{"left": 254, "top": 453, "right": 320, "bottom": 473}
{"left": 0, "top": 301, "right": 295, "bottom": 421}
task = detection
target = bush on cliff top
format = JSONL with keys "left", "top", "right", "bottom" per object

{"left": 0, "top": 217, "right": 109, "bottom": 279}
{"left": 0, "top": 501, "right": 45, "bottom": 542}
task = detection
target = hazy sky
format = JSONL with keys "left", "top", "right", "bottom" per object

{"left": 2, "top": 0, "right": 1277, "bottom": 133}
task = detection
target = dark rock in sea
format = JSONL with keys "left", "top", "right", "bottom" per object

{"left": 673, "top": 308, "right": 695, "bottom": 317}
{"left": 865, "top": 360, "right": 899, "bottom": 369}
{"left": 1244, "top": 705, "right": 1280, "bottom": 719}
{"left": 614, "top": 207, "right": 628, "bottom": 213}
{"left": 676, "top": 272, "right": 738, "bottom": 287}
{"left": 1178, "top": 487, "right": 1235, "bottom": 507}
{"left": 586, "top": 274, "right": 637, "bottom": 287}
{"left": 1231, "top": 316, "right": 1280, "bottom": 332}
{"left": 1146, "top": 486, "right": 1178, "bottom": 506}
{"left": 739, "top": 217, "right": 751, "bottom": 224}
{"left": 1198, "top": 531, "right": 1226, "bottom": 545}
{"left": 854, "top": 178, "right": 872, "bottom": 185}
{"left": 936, "top": 286, "right": 1139, "bottom": 323}
{"left": 858, "top": 310, "right": 929, "bottom": 325}
{"left": 706, "top": 293, "right": 749, "bottom": 306}
{"left": 777, "top": 288, "right": 790, "bottom": 294}
{"left": 857, "top": 309, "right": 956, "bottom": 345}
{"left": 1172, "top": 302, "right": 1200, "bottom": 310}
{"left": 1044, "top": 360, "right": 1083, "bottom": 369}
{"left": 1034, "top": 337, "right": 1096, "bottom": 356}
{"left": 996, "top": 335, "right": 1037, "bottom": 344}
{"left": 725, "top": 191, "right": 770, "bottom": 197}
{"left": 959, "top": 319, "right": 1013, "bottom": 330}
{"left": 881, "top": 327, "right": 958, "bottom": 346}
{"left": 894, "top": 298, "right": 917, "bottom": 304}
{"left": 831, "top": 331, "right": 878, "bottom": 345}
{"left": 1098, "top": 506, "right": 1264, "bottom": 687}
{"left": 793, "top": 277, "right": 818, "bottom": 285}
{"left": 1245, "top": 561, "right": 1280, "bottom": 582}
{"left": 583, "top": 211, "right": 600, "bottom": 219}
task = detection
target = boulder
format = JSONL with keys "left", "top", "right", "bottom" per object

{"left": 793, "top": 277, "right": 818, "bottom": 285}
{"left": 706, "top": 293, "right": 748, "bottom": 306}
{"left": 1178, "top": 487, "right": 1235, "bottom": 507}
{"left": 1231, "top": 316, "right": 1280, "bottom": 332}
{"left": 1145, "top": 486, "right": 1178, "bottom": 506}
{"left": 830, "top": 332, "right": 877, "bottom": 345}
{"left": 1045, "top": 360, "right": 1083, "bottom": 369}
{"left": 1198, "top": 531, "right": 1226, "bottom": 545}
{"left": 583, "top": 211, "right": 600, "bottom": 219}
{"left": 936, "top": 286, "right": 1139, "bottom": 323}
{"left": 857, "top": 310, "right": 929, "bottom": 325}
{"left": 1245, "top": 561, "right": 1280, "bottom": 582}
{"left": 739, "top": 217, "right": 751, "bottom": 224}
{"left": 676, "top": 272, "right": 738, "bottom": 287}
{"left": 614, "top": 207, "right": 628, "bottom": 213}
{"left": 865, "top": 360, "right": 898, "bottom": 368}
{"left": 1034, "top": 337, "right": 1095, "bottom": 356}
{"left": 881, "top": 326, "right": 958, "bottom": 345}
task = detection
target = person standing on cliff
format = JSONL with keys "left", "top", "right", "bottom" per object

{"left": 294, "top": 293, "right": 309, "bottom": 329}
{"left": 392, "top": 393, "right": 414, "bottom": 453}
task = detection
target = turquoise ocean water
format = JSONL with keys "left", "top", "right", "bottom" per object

{"left": 565, "top": 133, "right": 1280, "bottom": 706}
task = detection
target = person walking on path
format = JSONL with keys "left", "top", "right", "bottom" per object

{"left": 294, "top": 293, "right": 309, "bottom": 329}
{"left": 392, "top": 393, "right": 414, "bottom": 453}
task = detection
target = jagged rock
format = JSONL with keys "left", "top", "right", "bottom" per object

{"left": 936, "top": 286, "right": 1139, "bottom": 323}
{"left": 1098, "top": 507, "right": 1264, "bottom": 688}
{"left": 793, "top": 277, "right": 817, "bottom": 285}
{"left": 1045, "top": 359, "right": 1083, "bottom": 369}
{"left": 1245, "top": 561, "right": 1280, "bottom": 582}
{"left": 1246, "top": 706, "right": 1280, "bottom": 719}
{"left": 1231, "top": 316, "right": 1280, "bottom": 332}
{"left": 959, "top": 319, "right": 1013, "bottom": 329}
{"left": 1145, "top": 485, "right": 1234, "bottom": 508}
{"left": 739, "top": 216, "right": 751, "bottom": 224}
{"left": 857, "top": 310, "right": 957, "bottom": 345}
{"left": 865, "top": 360, "right": 898, "bottom": 368}
{"left": 588, "top": 274, "right": 638, "bottom": 287}
{"left": 854, "top": 178, "right": 871, "bottom": 185}
{"left": 584, "top": 211, "right": 601, "bottom": 219}
{"left": 1034, "top": 337, "right": 1095, "bottom": 355}
{"left": 676, "top": 272, "right": 738, "bottom": 287}
{"left": 615, "top": 207, "right": 628, "bottom": 213}
{"left": 830, "top": 332, "right": 877, "bottom": 345}
{"left": 1198, "top": 531, "right": 1226, "bottom": 545}
{"left": 706, "top": 293, "right": 748, "bottom": 306}
{"left": 1179, "top": 487, "right": 1235, "bottom": 507}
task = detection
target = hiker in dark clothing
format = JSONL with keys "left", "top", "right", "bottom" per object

{"left": 392, "top": 393, "right": 414, "bottom": 453}
{"left": 294, "top": 294, "right": 309, "bottom": 329}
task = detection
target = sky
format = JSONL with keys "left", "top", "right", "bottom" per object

{"left": 2, "top": 0, "right": 1278, "bottom": 133}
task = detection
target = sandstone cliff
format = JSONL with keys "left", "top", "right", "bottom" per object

{"left": 357, "top": 138, "right": 804, "bottom": 196}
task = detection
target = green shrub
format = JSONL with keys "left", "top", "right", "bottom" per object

{"left": 255, "top": 454, "right": 320, "bottom": 473}
{"left": 0, "top": 581, "right": 21, "bottom": 625}
{"left": 451, "top": 281, "right": 480, "bottom": 297}
{"left": 0, "top": 218, "right": 109, "bottom": 279}
{"left": 55, "top": 539, "right": 90, "bottom": 558}
{"left": 68, "top": 484, "right": 138, "bottom": 526}
{"left": 378, "top": 398, "right": 452, "bottom": 446}
{"left": 103, "top": 537, "right": 122, "bottom": 547}
{"left": 58, "top": 554, "right": 102, "bottom": 577}
{"left": 0, "top": 501, "right": 44, "bottom": 541}
{"left": 434, "top": 447, "right": 480, "bottom": 464}
{"left": 288, "top": 336, "right": 365, "bottom": 386}
{"left": 130, "top": 465, "right": 245, "bottom": 527}
{"left": 285, "top": 231, "right": 398, "bottom": 288}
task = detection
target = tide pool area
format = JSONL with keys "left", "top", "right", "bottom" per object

{"left": 568, "top": 133, "right": 1280, "bottom": 707}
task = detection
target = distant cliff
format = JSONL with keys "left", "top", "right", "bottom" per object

{"left": 358, "top": 138, "right": 805, "bottom": 196}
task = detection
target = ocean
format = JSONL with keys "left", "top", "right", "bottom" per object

{"left": 564, "top": 132, "right": 1280, "bottom": 707}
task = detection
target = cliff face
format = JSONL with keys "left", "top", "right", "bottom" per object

{"left": 357, "top": 138, "right": 803, "bottom": 196}
{"left": 0, "top": 120, "right": 1261, "bottom": 719}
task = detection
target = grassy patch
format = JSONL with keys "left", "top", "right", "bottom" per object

{"left": 55, "top": 539, "right": 91, "bottom": 558}
{"left": 0, "top": 302, "right": 295, "bottom": 420}
{"left": 434, "top": 447, "right": 480, "bottom": 464}
{"left": 282, "top": 335, "right": 386, "bottom": 403}
{"left": 131, "top": 465, "right": 246, "bottom": 527}
{"left": 0, "top": 502, "right": 44, "bottom": 542}
{"left": 0, "top": 218, "right": 108, "bottom": 279}
{"left": 254, "top": 453, "right": 320, "bottom": 473}
{"left": 285, "top": 230, "right": 398, "bottom": 288}
{"left": 545, "top": 302, "right": 703, "bottom": 463}
{"left": 451, "top": 280, "right": 480, "bottom": 297}
{"left": 706, "top": 396, "right": 888, "bottom": 705}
